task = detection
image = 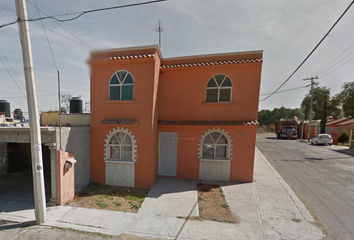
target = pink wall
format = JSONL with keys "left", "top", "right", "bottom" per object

{"left": 56, "top": 150, "right": 76, "bottom": 205}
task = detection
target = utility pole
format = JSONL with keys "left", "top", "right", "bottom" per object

{"left": 155, "top": 20, "right": 164, "bottom": 48}
{"left": 303, "top": 76, "right": 319, "bottom": 141}
{"left": 16, "top": 0, "right": 46, "bottom": 224}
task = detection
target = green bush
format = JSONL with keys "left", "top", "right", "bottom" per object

{"left": 338, "top": 132, "right": 349, "bottom": 145}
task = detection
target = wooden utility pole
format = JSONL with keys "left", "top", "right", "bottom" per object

{"left": 16, "top": 0, "right": 47, "bottom": 224}
{"left": 303, "top": 76, "right": 319, "bottom": 141}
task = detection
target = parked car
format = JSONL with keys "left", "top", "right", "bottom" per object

{"left": 311, "top": 134, "right": 333, "bottom": 145}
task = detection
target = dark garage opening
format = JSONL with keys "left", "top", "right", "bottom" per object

{"left": 2, "top": 143, "right": 51, "bottom": 203}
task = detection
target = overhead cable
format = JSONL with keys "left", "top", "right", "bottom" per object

{"left": 319, "top": 56, "right": 354, "bottom": 78}
{"left": 311, "top": 40, "right": 354, "bottom": 76}
{"left": 259, "top": 0, "right": 354, "bottom": 102}
{"left": 0, "top": 0, "right": 168, "bottom": 29}
{"left": 0, "top": 55, "right": 27, "bottom": 98}
{"left": 27, "top": 0, "right": 88, "bottom": 47}
{"left": 259, "top": 85, "right": 310, "bottom": 96}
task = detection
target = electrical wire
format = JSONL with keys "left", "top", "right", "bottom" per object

{"left": 319, "top": 55, "right": 354, "bottom": 78}
{"left": 259, "top": 85, "right": 310, "bottom": 96}
{"left": 0, "top": 0, "right": 168, "bottom": 29}
{"left": 316, "top": 48, "right": 354, "bottom": 76}
{"left": 259, "top": 0, "right": 354, "bottom": 102}
{"left": 0, "top": 55, "right": 27, "bottom": 98}
{"left": 0, "top": 49, "right": 26, "bottom": 90}
{"left": 27, "top": 0, "right": 89, "bottom": 47}
{"left": 33, "top": 0, "right": 58, "bottom": 70}
{"left": 311, "top": 40, "right": 354, "bottom": 76}
{"left": 31, "top": 21, "right": 86, "bottom": 46}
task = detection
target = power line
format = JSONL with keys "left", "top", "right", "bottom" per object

{"left": 259, "top": 0, "right": 354, "bottom": 102}
{"left": 311, "top": 40, "right": 354, "bottom": 76}
{"left": 31, "top": 21, "right": 86, "bottom": 46}
{"left": 0, "top": 55, "right": 27, "bottom": 98}
{"left": 33, "top": 0, "right": 59, "bottom": 70}
{"left": 319, "top": 55, "right": 354, "bottom": 78}
{"left": 259, "top": 85, "right": 310, "bottom": 96}
{"left": 26, "top": 0, "right": 88, "bottom": 47}
{"left": 0, "top": 49, "right": 26, "bottom": 89}
{"left": 316, "top": 48, "right": 354, "bottom": 76}
{"left": 0, "top": 0, "right": 169, "bottom": 29}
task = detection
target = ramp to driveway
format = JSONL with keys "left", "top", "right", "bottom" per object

{"left": 138, "top": 178, "right": 199, "bottom": 217}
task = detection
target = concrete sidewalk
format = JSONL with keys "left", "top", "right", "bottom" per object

{"left": 0, "top": 148, "right": 324, "bottom": 240}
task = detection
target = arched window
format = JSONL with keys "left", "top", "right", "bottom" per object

{"left": 202, "top": 132, "right": 228, "bottom": 159}
{"left": 199, "top": 128, "right": 233, "bottom": 160}
{"left": 109, "top": 131, "right": 133, "bottom": 161}
{"left": 206, "top": 74, "right": 232, "bottom": 103}
{"left": 109, "top": 70, "right": 134, "bottom": 100}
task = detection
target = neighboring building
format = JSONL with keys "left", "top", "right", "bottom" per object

{"left": 89, "top": 45, "right": 263, "bottom": 189}
{"left": 326, "top": 118, "right": 351, "bottom": 144}
{"left": 0, "top": 110, "right": 90, "bottom": 206}
{"left": 299, "top": 120, "right": 321, "bottom": 140}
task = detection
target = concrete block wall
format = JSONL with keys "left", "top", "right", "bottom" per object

{"left": 0, "top": 142, "right": 9, "bottom": 175}
{"left": 105, "top": 161, "right": 134, "bottom": 187}
{"left": 199, "top": 160, "right": 230, "bottom": 181}
{"left": 56, "top": 126, "right": 90, "bottom": 191}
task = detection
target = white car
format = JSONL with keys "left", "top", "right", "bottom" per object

{"left": 311, "top": 134, "right": 333, "bottom": 145}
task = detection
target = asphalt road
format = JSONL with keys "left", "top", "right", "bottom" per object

{"left": 256, "top": 133, "right": 354, "bottom": 240}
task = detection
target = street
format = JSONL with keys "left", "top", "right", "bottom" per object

{"left": 256, "top": 133, "right": 354, "bottom": 240}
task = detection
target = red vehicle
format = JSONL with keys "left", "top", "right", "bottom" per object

{"left": 275, "top": 119, "right": 299, "bottom": 139}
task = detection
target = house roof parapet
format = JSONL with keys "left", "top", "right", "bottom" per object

{"left": 160, "top": 58, "right": 262, "bottom": 69}
{"left": 101, "top": 118, "right": 138, "bottom": 125}
{"left": 158, "top": 120, "right": 258, "bottom": 126}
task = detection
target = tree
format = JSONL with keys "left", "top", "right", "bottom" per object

{"left": 84, "top": 101, "right": 90, "bottom": 113}
{"left": 301, "top": 84, "right": 341, "bottom": 120}
{"left": 335, "top": 82, "right": 354, "bottom": 117}
{"left": 258, "top": 107, "right": 303, "bottom": 125}
{"left": 60, "top": 94, "right": 83, "bottom": 113}
{"left": 338, "top": 132, "right": 349, "bottom": 145}
{"left": 60, "top": 93, "right": 73, "bottom": 113}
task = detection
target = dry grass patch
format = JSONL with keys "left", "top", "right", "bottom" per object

{"left": 181, "top": 183, "right": 238, "bottom": 224}
{"left": 65, "top": 182, "right": 149, "bottom": 213}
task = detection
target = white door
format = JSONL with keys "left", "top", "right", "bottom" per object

{"left": 158, "top": 132, "right": 178, "bottom": 176}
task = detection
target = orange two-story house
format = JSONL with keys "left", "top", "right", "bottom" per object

{"left": 89, "top": 45, "right": 263, "bottom": 189}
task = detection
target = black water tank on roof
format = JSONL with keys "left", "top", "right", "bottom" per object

{"left": 70, "top": 97, "right": 83, "bottom": 114}
{"left": 0, "top": 100, "right": 11, "bottom": 117}
{"left": 14, "top": 108, "right": 23, "bottom": 121}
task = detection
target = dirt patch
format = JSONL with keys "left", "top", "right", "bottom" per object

{"left": 181, "top": 183, "right": 238, "bottom": 223}
{"left": 65, "top": 182, "right": 149, "bottom": 213}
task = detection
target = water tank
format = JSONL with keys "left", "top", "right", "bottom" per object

{"left": 0, "top": 100, "right": 11, "bottom": 117}
{"left": 70, "top": 97, "right": 82, "bottom": 114}
{"left": 13, "top": 108, "right": 23, "bottom": 121}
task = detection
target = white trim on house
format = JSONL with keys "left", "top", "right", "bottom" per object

{"left": 104, "top": 127, "right": 137, "bottom": 162}
{"left": 198, "top": 127, "right": 233, "bottom": 160}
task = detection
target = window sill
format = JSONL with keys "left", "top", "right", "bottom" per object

{"left": 105, "top": 100, "right": 135, "bottom": 104}
{"left": 199, "top": 158, "right": 231, "bottom": 162}
{"left": 104, "top": 159, "right": 135, "bottom": 164}
{"left": 202, "top": 102, "right": 234, "bottom": 106}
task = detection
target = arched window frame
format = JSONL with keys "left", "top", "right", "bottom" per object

{"left": 198, "top": 128, "right": 233, "bottom": 160}
{"left": 206, "top": 74, "right": 232, "bottom": 103}
{"left": 104, "top": 127, "right": 137, "bottom": 162}
{"left": 109, "top": 70, "right": 134, "bottom": 101}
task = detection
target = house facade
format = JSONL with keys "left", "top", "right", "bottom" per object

{"left": 89, "top": 45, "right": 263, "bottom": 189}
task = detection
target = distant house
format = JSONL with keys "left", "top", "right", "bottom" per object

{"left": 326, "top": 118, "right": 352, "bottom": 144}
{"left": 89, "top": 45, "right": 263, "bottom": 189}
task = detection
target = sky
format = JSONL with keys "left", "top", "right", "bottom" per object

{"left": 0, "top": 0, "right": 353, "bottom": 118}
